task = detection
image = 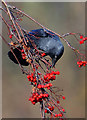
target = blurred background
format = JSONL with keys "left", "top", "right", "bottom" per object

{"left": 2, "top": 2, "right": 85, "bottom": 118}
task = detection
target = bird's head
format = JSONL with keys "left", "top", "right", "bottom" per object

{"left": 52, "top": 45, "right": 64, "bottom": 67}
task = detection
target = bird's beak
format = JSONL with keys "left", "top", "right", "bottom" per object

{"left": 52, "top": 64, "right": 55, "bottom": 68}
{"left": 52, "top": 57, "right": 56, "bottom": 68}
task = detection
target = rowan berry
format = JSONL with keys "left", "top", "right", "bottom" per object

{"left": 79, "top": 40, "right": 84, "bottom": 44}
{"left": 27, "top": 75, "right": 31, "bottom": 79}
{"left": 41, "top": 53, "right": 46, "bottom": 57}
{"left": 57, "top": 100, "right": 60, "bottom": 104}
{"left": 58, "top": 113, "right": 62, "bottom": 117}
{"left": 45, "top": 109, "right": 47, "bottom": 113}
{"left": 9, "top": 34, "right": 13, "bottom": 38}
{"left": 21, "top": 49, "right": 24, "bottom": 53}
{"left": 80, "top": 35, "right": 83, "bottom": 39}
{"left": 62, "top": 108, "right": 65, "bottom": 112}
{"left": 37, "top": 84, "right": 42, "bottom": 89}
{"left": 55, "top": 114, "right": 58, "bottom": 117}
{"left": 62, "top": 96, "right": 65, "bottom": 100}
{"left": 22, "top": 57, "right": 26, "bottom": 59}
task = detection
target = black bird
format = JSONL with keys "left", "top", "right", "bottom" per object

{"left": 8, "top": 29, "right": 64, "bottom": 67}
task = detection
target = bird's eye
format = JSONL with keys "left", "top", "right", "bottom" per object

{"left": 55, "top": 55, "right": 57, "bottom": 58}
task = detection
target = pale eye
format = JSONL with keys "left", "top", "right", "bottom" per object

{"left": 55, "top": 55, "right": 57, "bottom": 58}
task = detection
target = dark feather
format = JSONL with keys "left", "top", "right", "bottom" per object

{"left": 8, "top": 29, "right": 64, "bottom": 67}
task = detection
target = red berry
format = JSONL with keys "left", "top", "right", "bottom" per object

{"left": 47, "top": 87, "right": 50, "bottom": 90}
{"left": 33, "top": 95, "right": 36, "bottom": 99}
{"left": 59, "top": 113, "right": 62, "bottom": 117}
{"left": 79, "top": 62, "right": 83, "bottom": 65}
{"left": 79, "top": 65, "right": 81, "bottom": 68}
{"left": 36, "top": 93, "right": 38, "bottom": 96}
{"left": 51, "top": 75, "right": 56, "bottom": 80}
{"left": 38, "top": 84, "right": 42, "bottom": 89}
{"left": 55, "top": 114, "right": 58, "bottom": 117}
{"left": 31, "top": 73, "right": 34, "bottom": 77}
{"left": 44, "top": 109, "right": 47, "bottom": 113}
{"left": 41, "top": 53, "right": 46, "bottom": 57}
{"left": 62, "top": 108, "right": 65, "bottom": 112}
{"left": 27, "top": 75, "right": 31, "bottom": 79}
{"left": 44, "top": 85, "right": 47, "bottom": 88}
{"left": 47, "top": 73, "right": 50, "bottom": 77}
{"left": 54, "top": 71, "right": 60, "bottom": 75}
{"left": 52, "top": 106, "right": 54, "bottom": 110}
{"left": 29, "top": 98, "right": 31, "bottom": 101}
{"left": 36, "top": 65, "right": 38, "bottom": 69}
{"left": 21, "top": 49, "right": 24, "bottom": 53}
{"left": 9, "top": 34, "right": 13, "bottom": 39}
{"left": 83, "top": 63, "right": 86, "bottom": 66}
{"left": 41, "top": 85, "right": 44, "bottom": 88}
{"left": 46, "top": 84, "right": 49, "bottom": 87}
{"left": 31, "top": 97, "right": 35, "bottom": 102}
{"left": 49, "top": 83, "right": 52, "bottom": 86}
{"left": 44, "top": 75, "right": 47, "bottom": 80}
{"left": 80, "top": 40, "right": 84, "bottom": 44}
{"left": 45, "top": 94, "right": 49, "bottom": 97}
{"left": 32, "top": 102, "right": 36, "bottom": 105}
{"left": 34, "top": 82, "right": 37, "bottom": 85}
{"left": 43, "top": 94, "right": 46, "bottom": 97}
{"left": 82, "top": 61, "right": 86, "bottom": 64}
{"left": 84, "top": 37, "right": 87, "bottom": 40}
{"left": 56, "top": 71, "right": 60, "bottom": 75}
{"left": 57, "top": 100, "right": 60, "bottom": 104}
{"left": 33, "top": 78, "right": 36, "bottom": 82}
{"left": 48, "top": 106, "right": 51, "bottom": 110}
{"left": 48, "top": 75, "right": 56, "bottom": 80}
{"left": 22, "top": 53, "right": 26, "bottom": 57}
{"left": 80, "top": 35, "right": 83, "bottom": 39}
{"left": 51, "top": 71, "right": 55, "bottom": 74}
{"left": 33, "top": 68, "right": 35, "bottom": 72}
{"left": 82, "top": 37, "right": 86, "bottom": 41}
{"left": 62, "top": 96, "right": 65, "bottom": 100}
{"left": 77, "top": 61, "right": 80, "bottom": 65}
{"left": 39, "top": 93, "right": 43, "bottom": 98}
{"left": 36, "top": 97, "right": 39, "bottom": 101}
{"left": 22, "top": 57, "right": 25, "bottom": 59}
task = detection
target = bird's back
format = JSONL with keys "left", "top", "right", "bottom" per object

{"left": 29, "top": 29, "right": 64, "bottom": 57}
{"left": 8, "top": 28, "right": 64, "bottom": 67}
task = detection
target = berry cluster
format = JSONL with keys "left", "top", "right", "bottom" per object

{"left": 21, "top": 49, "right": 26, "bottom": 59}
{"left": 79, "top": 35, "right": 87, "bottom": 44}
{"left": 27, "top": 73, "right": 36, "bottom": 83}
{"left": 26, "top": 69, "right": 66, "bottom": 118}
{"left": 29, "top": 92, "right": 49, "bottom": 105}
{"left": 77, "top": 61, "right": 87, "bottom": 67}
{"left": 44, "top": 71, "right": 60, "bottom": 82}
{"left": 44, "top": 106, "right": 54, "bottom": 113}
{"left": 37, "top": 83, "right": 52, "bottom": 89}
{"left": 44, "top": 105, "right": 65, "bottom": 118}
{"left": 55, "top": 113, "right": 62, "bottom": 117}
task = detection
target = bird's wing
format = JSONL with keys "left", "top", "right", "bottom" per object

{"left": 28, "top": 29, "right": 61, "bottom": 53}
{"left": 8, "top": 47, "right": 29, "bottom": 66}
